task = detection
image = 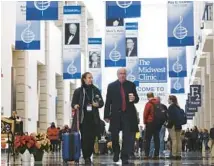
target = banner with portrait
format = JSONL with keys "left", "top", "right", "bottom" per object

{"left": 168, "top": 47, "right": 187, "bottom": 77}
{"left": 167, "top": 1, "right": 194, "bottom": 46}
{"left": 26, "top": 1, "right": 58, "bottom": 20}
{"left": 63, "top": 6, "right": 81, "bottom": 79}
{"left": 170, "top": 77, "right": 185, "bottom": 94}
{"left": 105, "top": 18, "right": 126, "bottom": 67}
{"left": 126, "top": 22, "right": 138, "bottom": 58}
{"left": 88, "top": 38, "right": 102, "bottom": 69}
{"left": 15, "top": 1, "right": 40, "bottom": 50}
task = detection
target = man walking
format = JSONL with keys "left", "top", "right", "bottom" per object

{"left": 104, "top": 68, "right": 139, "bottom": 164}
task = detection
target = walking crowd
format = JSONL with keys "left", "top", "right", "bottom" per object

{"left": 25, "top": 68, "right": 214, "bottom": 164}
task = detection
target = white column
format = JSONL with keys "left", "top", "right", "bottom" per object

{"left": 14, "top": 51, "right": 29, "bottom": 132}
{"left": 209, "top": 53, "right": 214, "bottom": 127}
{"left": 56, "top": 76, "right": 64, "bottom": 128}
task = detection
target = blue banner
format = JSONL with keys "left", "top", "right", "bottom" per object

{"left": 189, "top": 85, "right": 201, "bottom": 107}
{"left": 63, "top": 6, "right": 81, "bottom": 79}
{"left": 105, "top": 26, "right": 126, "bottom": 67}
{"left": 63, "top": 49, "right": 81, "bottom": 79}
{"left": 16, "top": 2, "right": 40, "bottom": 50}
{"left": 90, "top": 70, "right": 102, "bottom": 91}
{"left": 170, "top": 78, "right": 185, "bottom": 94}
{"left": 168, "top": 47, "right": 187, "bottom": 77}
{"left": 167, "top": 1, "right": 194, "bottom": 46}
{"left": 126, "top": 22, "right": 138, "bottom": 57}
{"left": 106, "top": 1, "right": 141, "bottom": 19}
{"left": 26, "top": 1, "right": 58, "bottom": 20}
{"left": 126, "top": 58, "right": 139, "bottom": 86}
{"left": 88, "top": 38, "right": 102, "bottom": 45}
{"left": 186, "top": 94, "right": 198, "bottom": 112}
{"left": 138, "top": 58, "right": 167, "bottom": 83}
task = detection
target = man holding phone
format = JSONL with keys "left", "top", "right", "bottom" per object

{"left": 104, "top": 68, "right": 139, "bottom": 164}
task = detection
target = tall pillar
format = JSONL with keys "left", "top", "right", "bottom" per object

{"left": 37, "top": 65, "right": 49, "bottom": 132}
{"left": 14, "top": 51, "right": 29, "bottom": 132}
{"left": 209, "top": 53, "right": 214, "bottom": 127}
{"left": 56, "top": 75, "right": 64, "bottom": 128}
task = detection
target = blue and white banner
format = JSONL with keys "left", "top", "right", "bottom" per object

{"left": 26, "top": 1, "right": 58, "bottom": 20}
{"left": 63, "top": 6, "right": 81, "bottom": 79}
{"left": 63, "top": 49, "right": 81, "bottom": 79}
{"left": 167, "top": 1, "right": 194, "bottom": 46}
{"left": 168, "top": 47, "right": 187, "bottom": 77}
{"left": 88, "top": 38, "right": 102, "bottom": 69}
{"left": 170, "top": 78, "right": 185, "bottom": 94}
{"left": 105, "top": 23, "right": 126, "bottom": 67}
{"left": 126, "top": 58, "right": 139, "bottom": 86}
{"left": 189, "top": 85, "right": 201, "bottom": 107}
{"left": 126, "top": 22, "right": 138, "bottom": 57}
{"left": 15, "top": 2, "right": 40, "bottom": 50}
{"left": 138, "top": 58, "right": 167, "bottom": 83}
{"left": 106, "top": 1, "right": 141, "bottom": 19}
{"left": 90, "top": 70, "right": 102, "bottom": 91}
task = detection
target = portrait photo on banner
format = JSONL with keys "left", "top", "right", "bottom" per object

{"left": 106, "top": 18, "right": 124, "bottom": 27}
{"left": 126, "top": 37, "right": 137, "bottom": 57}
{"left": 64, "top": 23, "right": 80, "bottom": 45}
{"left": 89, "top": 51, "right": 101, "bottom": 68}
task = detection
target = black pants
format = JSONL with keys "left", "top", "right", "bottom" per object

{"left": 111, "top": 112, "right": 131, "bottom": 161}
{"left": 80, "top": 112, "right": 96, "bottom": 160}
{"left": 50, "top": 140, "right": 58, "bottom": 152}
{"left": 145, "top": 123, "right": 160, "bottom": 157}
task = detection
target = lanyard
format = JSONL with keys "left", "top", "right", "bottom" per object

{"left": 84, "top": 89, "right": 94, "bottom": 102}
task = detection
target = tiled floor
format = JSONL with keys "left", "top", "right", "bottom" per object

{"left": 1, "top": 151, "right": 214, "bottom": 165}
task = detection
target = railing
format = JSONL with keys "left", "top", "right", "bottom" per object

{"left": 202, "top": 3, "right": 213, "bottom": 21}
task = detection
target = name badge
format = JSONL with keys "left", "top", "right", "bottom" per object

{"left": 87, "top": 105, "right": 92, "bottom": 112}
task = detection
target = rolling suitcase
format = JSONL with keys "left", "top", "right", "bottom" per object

{"left": 62, "top": 109, "right": 81, "bottom": 163}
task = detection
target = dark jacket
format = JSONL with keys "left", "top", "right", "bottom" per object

{"left": 104, "top": 80, "right": 139, "bottom": 132}
{"left": 166, "top": 103, "right": 182, "bottom": 130}
{"left": 210, "top": 128, "right": 214, "bottom": 139}
{"left": 71, "top": 85, "right": 104, "bottom": 126}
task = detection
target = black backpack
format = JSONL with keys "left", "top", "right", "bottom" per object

{"left": 150, "top": 102, "right": 167, "bottom": 127}
{"left": 175, "top": 107, "right": 187, "bottom": 126}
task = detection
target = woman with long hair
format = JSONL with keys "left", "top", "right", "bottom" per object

{"left": 166, "top": 95, "right": 182, "bottom": 160}
{"left": 71, "top": 72, "right": 104, "bottom": 164}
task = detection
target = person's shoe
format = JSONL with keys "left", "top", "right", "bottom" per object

{"left": 85, "top": 158, "right": 92, "bottom": 165}
{"left": 113, "top": 153, "right": 120, "bottom": 162}
{"left": 153, "top": 156, "right": 159, "bottom": 160}
{"left": 176, "top": 156, "right": 182, "bottom": 160}
{"left": 169, "top": 156, "right": 177, "bottom": 160}
{"left": 122, "top": 160, "right": 129, "bottom": 165}
{"left": 143, "top": 156, "right": 150, "bottom": 160}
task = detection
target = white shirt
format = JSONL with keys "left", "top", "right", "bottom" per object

{"left": 67, "top": 35, "right": 74, "bottom": 44}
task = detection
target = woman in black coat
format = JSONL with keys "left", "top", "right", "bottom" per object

{"left": 71, "top": 72, "right": 104, "bottom": 164}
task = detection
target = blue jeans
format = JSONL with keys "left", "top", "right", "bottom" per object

{"left": 159, "top": 126, "right": 166, "bottom": 156}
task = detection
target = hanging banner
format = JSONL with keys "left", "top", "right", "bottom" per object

{"left": 88, "top": 38, "right": 102, "bottom": 69}
{"left": 15, "top": 2, "right": 40, "bottom": 50}
{"left": 189, "top": 85, "right": 201, "bottom": 107}
{"left": 126, "top": 22, "right": 138, "bottom": 57}
{"left": 105, "top": 19, "right": 126, "bottom": 67}
{"left": 167, "top": 1, "right": 194, "bottom": 46}
{"left": 126, "top": 58, "right": 139, "bottom": 86}
{"left": 138, "top": 58, "right": 167, "bottom": 83}
{"left": 88, "top": 38, "right": 102, "bottom": 91}
{"left": 170, "top": 78, "right": 185, "bottom": 94}
{"left": 168, "top": 47, "right": 187, "bottom": 77}
{"left": 137, "top": 83, "right": 168, "bottom": 103}
{"left": 63, "top": 6, "right": 81, "bottom": 79}
{"left": 26, "top": 1, "right": 58, "bottom": 20}
{"left": 186, "top": 94, "right": 198, "bottom": 112}
{"left": 106, "top": 1, "right": 141, "bottom": 19}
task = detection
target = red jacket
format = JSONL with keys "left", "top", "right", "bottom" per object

{"left": 143, "top": 98, "right": 158, "bottom": 124}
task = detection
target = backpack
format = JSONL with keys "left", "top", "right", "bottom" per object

{"left": 150, "top": 102, "right": 167, "bottom": 127}
{"left": 174, "top": 107, "right": 187, "bottom": 126}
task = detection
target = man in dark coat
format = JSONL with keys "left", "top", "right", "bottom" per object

{"left": 104, "top": 68, "right": 139, "bottom": 164}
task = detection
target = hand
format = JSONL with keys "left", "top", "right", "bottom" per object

{"left": 129, "top": 95, "right": 135, "bottom": 102}
{"left": 104, "top": 119, "right": 110, "bottom": 123}
{"left": 92, "top": 102, "right": 99, "bottom": 108}
{"left": 74, "top": 104, "right": 80, "bottom": 110}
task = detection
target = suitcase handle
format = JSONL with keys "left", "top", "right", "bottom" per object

{"left": 76, "top": 108, "right": 80, "bottom": 132}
